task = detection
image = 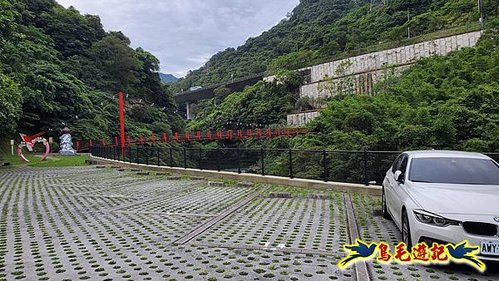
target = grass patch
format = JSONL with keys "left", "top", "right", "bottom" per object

{"left": 2, "top": 153, "right": 88, "bottom": 168}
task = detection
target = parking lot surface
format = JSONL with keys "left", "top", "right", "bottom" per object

{"left": 0, "top": 167, "right": 497, "bottom": 280}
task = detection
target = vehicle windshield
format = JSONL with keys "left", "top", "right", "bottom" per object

{"left": 409, "top": 157, "right": 499, "bottom": 185}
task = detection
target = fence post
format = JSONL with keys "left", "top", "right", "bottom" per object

{"left": 183, "top": 147, "right": 187, "bottom": 169}
{"left": 157, "top": 147, "right": 160, "bottom": 166}
{"left": 289, "top": 149, "right": 293, "bottom": 179}
{"left": 260, "top": 148, "right": 265, "bottom": 176}
{"left": 216, "top": 148, "right": 221, "bottom": 172}
{"left": 169, "top": 147, "right": 173, "bottom": 167}
{"left": 323, "top": 150, "right": 328, "bottom": 182}
{"left": 136, "top": 147, "right": 139, "bottom": 164}
{"left": 145, "top": 146, "right": 149, "bottom": 165}
{"left": 363, "top": 148, "right": 368, "bottom": 186}
{"left": 199, "top": 148, "right": 202, "bottom": 170}
{"left": 237, "top": 148, "right": 241, "bottom": 174}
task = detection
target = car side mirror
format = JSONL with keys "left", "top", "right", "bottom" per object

{"left": 394, "top": 170, "right": 404, "bottom": 183}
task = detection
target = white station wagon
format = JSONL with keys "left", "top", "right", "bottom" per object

{"left": 382, "top": 150, "right": 499, "bottom": 261}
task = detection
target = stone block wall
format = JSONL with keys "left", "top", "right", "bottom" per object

{"left": 287, "top": 111, "right": 321, "bottom": 126}
{"left": 305, "top": 31, "right": 482, "bottom": 84}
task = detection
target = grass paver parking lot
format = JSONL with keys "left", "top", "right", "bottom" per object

{"left": 0, "top": 166, "right": 497, "bottom": 280}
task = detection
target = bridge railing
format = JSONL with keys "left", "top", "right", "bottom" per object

{"left": 91, "top": 146, "right": 499, "bottom": 186}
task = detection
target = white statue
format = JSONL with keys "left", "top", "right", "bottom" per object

{"left": 59, "top": 127, "right": 77, "bottom": 155}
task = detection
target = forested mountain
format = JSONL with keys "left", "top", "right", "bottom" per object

{"left": 174, "top": 0, "right": 497, "bottom": 90}
{"left": 159, "top": 73, "right": 178, "bottom": 84}
{"left": 0, "top": 0, "right": 184, "bottom": 141}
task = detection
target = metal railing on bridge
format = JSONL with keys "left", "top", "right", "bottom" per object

{"left": 91, "top": 146, "right": 499, "bottom": 186}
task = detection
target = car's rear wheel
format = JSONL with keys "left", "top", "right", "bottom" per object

{"left": 402, "top": 210, "right": 412, "bottom": 249}
{"left": 382, "top": 188, "right": 391, "bottom": 219}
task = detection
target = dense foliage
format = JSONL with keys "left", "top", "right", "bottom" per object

{"left": 187, "top": 71, "right": 301, "bottom": 131}
{"left": 296, "top": 30, "right": 499, "bottom": 152}
{"left": 0, "top": 0, "right": 183, "bottom": 141}
{"left": 174, "top": 0, "right": 497, "bottom": 90}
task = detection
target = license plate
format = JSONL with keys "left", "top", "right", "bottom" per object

{"left": 480, "top": 240, "right": 499, "bottom": 256}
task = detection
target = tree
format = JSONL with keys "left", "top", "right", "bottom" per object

{"left": 86, "top": 33, "right": 141, "bottom": 93}
{"left": 0, "top": 73, "right": 22, "bottom": 137}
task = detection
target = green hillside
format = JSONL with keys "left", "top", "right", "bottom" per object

{"left": 174, "top": 0, "right": 497, "bottom": 90}
{"left": 0, "top": 0, "right": 184, "bottom": 142}
{"left": 159, "top": 73, "right": 178, "bottom": 84}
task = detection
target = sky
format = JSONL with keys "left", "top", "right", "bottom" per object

{"left": 56, "top": 0, "right": 299, "bottom": 78}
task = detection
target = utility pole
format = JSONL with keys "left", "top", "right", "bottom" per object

{"left": 478, "top": 0, "right": 484, "bottom": 28}
{"left": 407, "top": 9, "right": 411, "bottom": 39}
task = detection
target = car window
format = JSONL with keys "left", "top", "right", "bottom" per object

{"left": 399, "top": 155, "right": 408, "bottom": 174}
{"left": 391, "top": 154, "right": 402, "bottom": 173}
{"left": 409, "top": 157, "right": 499, "bottom": 185}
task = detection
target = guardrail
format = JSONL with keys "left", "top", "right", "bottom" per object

{"left": 91, "top": 146, "right": 499, "bottom": 186}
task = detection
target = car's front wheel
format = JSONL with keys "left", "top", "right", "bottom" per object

{"left": 382, "top": 187, "right": 391, "bottom": 220}
{"left": 402, "top": 210, "right": 412, "bottom": 249}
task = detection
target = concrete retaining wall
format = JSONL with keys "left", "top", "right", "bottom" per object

{"left": 302, "top": 31, "right": 482, "bottom": 86}
{"left": 299, "top": 65, "right": 412, "bottom": 100}
{"left": 287, "top": 111, "right": 321, "bottom": 126}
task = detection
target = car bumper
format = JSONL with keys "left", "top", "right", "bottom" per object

{"left": 409, "top": 215, "right": 499, "bottom": 262}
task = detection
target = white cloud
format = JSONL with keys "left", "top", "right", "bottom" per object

{"left": 56, "top": 0, "right": 299, "bottom": 77}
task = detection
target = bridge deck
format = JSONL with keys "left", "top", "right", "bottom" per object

{"left": 174, "top": 73, "right": 264, "bottom": 104}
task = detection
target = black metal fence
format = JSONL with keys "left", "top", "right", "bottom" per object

{"left": 91, "top": 146, "right": 499, "bottom": 186}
